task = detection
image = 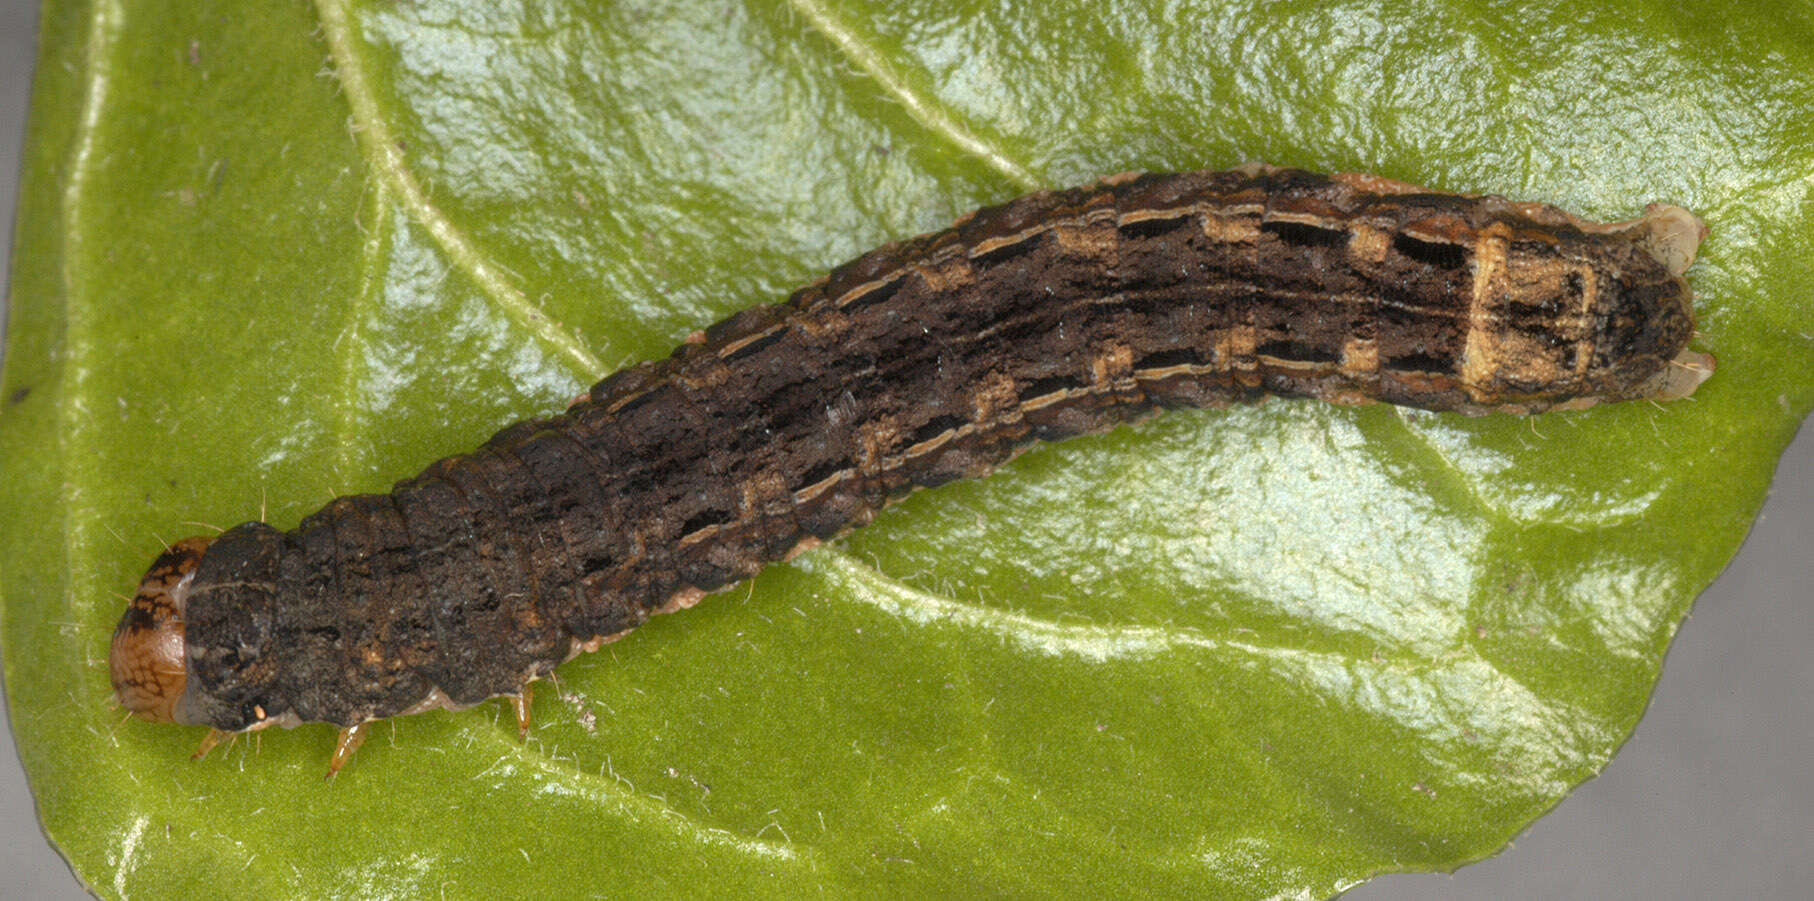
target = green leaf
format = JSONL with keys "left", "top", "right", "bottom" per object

{"left": 3, "top": 0, "right": 1810, "bottom": 897}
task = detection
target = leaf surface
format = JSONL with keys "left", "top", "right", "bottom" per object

{"left": 2, "top": 0, "right": 1811, "bottom": 897}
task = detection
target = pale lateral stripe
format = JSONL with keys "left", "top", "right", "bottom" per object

{"left": 716, "top": 323, "right": 790, "bottom": 358}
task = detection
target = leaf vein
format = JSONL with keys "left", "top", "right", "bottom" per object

{"left": 468, "top": 726, "right": 817, "bottom": 867}
{"left": 775, "top": 0, "right": 1043, "bottom": 190}
{"left": 1387, "top": 408, "right": 1515, "bottom": 523}
{"left": 313, "top": 0, "right": 606, "bottom": 381}
{"left": 806, "top": 547, "right": 1423, "bottom": 667}
{"left": 56, "top": 0, "right": 127, "bottom": 624}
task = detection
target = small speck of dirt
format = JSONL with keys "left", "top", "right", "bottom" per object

{"left": 7, "top": 386, "right": 29, "bottom": 405}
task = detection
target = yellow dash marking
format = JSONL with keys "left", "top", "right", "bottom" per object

{"left": 1347, "top": 224, "right": 1390, "bottom": 263}
{"left": 1228, "top": 325, "right": 1259, "bottom": 368}
{"left": 917, "top": 259, "right": 976, "bottom": 292}
{"left": 1201, "top": 212, "right": 1261, "bottom": 243}
{"left": 1341, "top": 335, "right": 1379, "bottom": 376}
{"left": 1051, "top": 222, "right": 1117, "bottom": 259}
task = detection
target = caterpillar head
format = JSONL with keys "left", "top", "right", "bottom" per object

{"left": 110, "top": 536, "right": 211, "bottom": 723}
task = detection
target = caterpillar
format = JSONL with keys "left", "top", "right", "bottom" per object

{"left": 108, "top": 164, "right": 1713, "bottom": 775}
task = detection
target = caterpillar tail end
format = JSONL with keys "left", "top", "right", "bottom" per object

{"left": 110, "top": 536, "right": 211, "bottom": 724}
{"left": 1654, "top": 349, "right": 1716, "bottom": 400}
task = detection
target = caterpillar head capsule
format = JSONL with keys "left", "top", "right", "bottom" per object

{"left": 110, "top": 536, "right": 211, "bottom": 723}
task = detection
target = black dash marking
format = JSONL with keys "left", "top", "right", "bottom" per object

{"left": 1134, "top": 347, "right": 1208, "bottom": 369}
{"left": 1256, "top": 340, "right": 1340, "bottom": 364}
{"left": 721, "top": 327, "right": 789, "bottom": 362}
{"left": 911, "top": 414, "right": 967, "bottom": 444}
{"left": 1383, "top": 352, "right": 1456, "bottom": 374}
{"left": 1261, "top": 220, "right": 1351, "bottom": 249}
{"left": 680, "top": 508, "right": 735, "bottom": 536}
{"left": 796, "top": 458, "right": 851, "bottom": 490}
{"left": 1018, "top": 374, "right": 1087, "bottom": 400}
{"left": 970, "top": 233, "right": 1044, "bottom": 266}
{"left": 1392, "top": 233, "right": 1469, "bottom": 268}
{"left": 839, "top": 277, "right": 905, "bottom": 313}
{"left": 1118, "top": 214, "right": 1193, "bottom": 239}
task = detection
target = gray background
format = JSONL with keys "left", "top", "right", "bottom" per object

{"left": 0, "top": 2, "right": 1807, "bottom": 897}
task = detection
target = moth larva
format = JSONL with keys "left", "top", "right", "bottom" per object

{"left": 108, "top": 165, "right": 1713, "bottom": 774}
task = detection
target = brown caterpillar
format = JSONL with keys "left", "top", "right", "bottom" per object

{"left": 109, "top": 165, "right": 1713, "bottom": 775}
